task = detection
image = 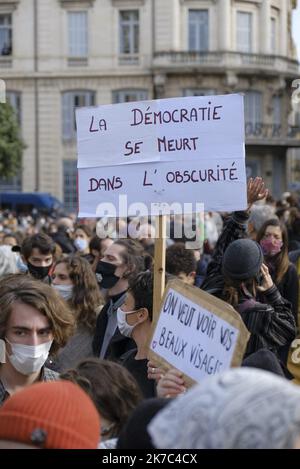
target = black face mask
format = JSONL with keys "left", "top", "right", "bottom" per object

{"left": 27, "top": 262, "right": 52, "bottom": 280}
{"left": 96, "top": 261, "right": 120, "bottom": 289}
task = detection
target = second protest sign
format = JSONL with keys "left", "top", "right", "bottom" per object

{"left": 148, "top": 279, "right": 250, "bottom": 387}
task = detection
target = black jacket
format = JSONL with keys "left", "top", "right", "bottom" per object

{"left": 201, "top": 211, "right": 296, "bottom": 357}
{"left": 92, "top": 292, "right": 135, "bottom": 362}
{"left": 122, "top": 349, "right": 156, "bottom": 399}
{"left": 264, "top": 262, "right": 299, "bottom": 326}
{"left": 51, "top": 229, "right": 75, "bottom": 254}
{"left": 289, "top": 249, "right": 300, "bottom": 265}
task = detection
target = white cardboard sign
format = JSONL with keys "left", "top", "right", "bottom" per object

{"left": 76, "top": 94, "right": 245, "bottom": 168}
{"left": 148, "top": 280, "right": 250, "bottom": 385}
{"left": 78, "top": 158, "right": 246, "bottom": 217}
{"left": 76, "top": 94, "right": 246, "bottom": 217}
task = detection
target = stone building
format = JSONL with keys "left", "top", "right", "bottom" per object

{"left": 0, "top": 0, "right": 299, "bottom": 210}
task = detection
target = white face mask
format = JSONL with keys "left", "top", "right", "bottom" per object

{"left": 52, "top": 283, "right": 73, "bottom": 301}
{"left": 6, "top": 339, "right": 53, "bottom": 375}
{"left": 74, "top": 237, "right": 88, "bottom": 252}
{"left": 117, "top": 308, "right": 139, "bottom": 338}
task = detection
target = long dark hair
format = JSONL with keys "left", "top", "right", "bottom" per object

{"left": 114, "top": 239, "right": 153, "bottom": 279}
{"left": 256, "top": 219, "right": 289, "bottom": 284}
{"left": 223, "top": 277, "right": 257, "bottom": 308}
{"left": 55, "top": 255, "right": 103, "bottom": 331}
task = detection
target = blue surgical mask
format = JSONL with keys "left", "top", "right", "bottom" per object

{"left": 16, "top": 255, "right": 28, "bottom": 273}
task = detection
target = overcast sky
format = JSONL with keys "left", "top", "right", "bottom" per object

{"left": 293, "top": 4, "right": 300, "bottom": 60}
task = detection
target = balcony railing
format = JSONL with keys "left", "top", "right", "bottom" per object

{"left": 119, "top": 53, "right": 139, "bottom": 65}
{"left": 68, "top": 57, "right": 88, "bottom": 67}
{"left": 0, "top": 56, "right": 12, "bottom": 68}
{"left": 153, "top": 51, "right": 299, "bottom": 74}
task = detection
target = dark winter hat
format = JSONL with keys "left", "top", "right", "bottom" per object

{"left": 242, "top": 349, "right": 285, "bottom": 378}
{"left": 117, "top": 398, "right": 169, "bottom": 449}
{"left": 222, "top": 239, "right": 263, "bottom": 281}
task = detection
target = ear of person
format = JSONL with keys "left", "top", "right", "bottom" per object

{"left": 138, "top": 308, "right": 148, "bottom": 320}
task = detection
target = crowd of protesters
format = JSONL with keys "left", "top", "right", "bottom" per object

{"left": 1, "top": 178, "right": 300, "bottom": 449}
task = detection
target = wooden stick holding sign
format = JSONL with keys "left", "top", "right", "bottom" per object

{"left": 147, "top": 279, "right": 250, "bottom": 388}
{"left": 153, "top": 215, "right": 167, "bottom": 321}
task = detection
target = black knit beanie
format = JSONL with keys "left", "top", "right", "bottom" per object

{"left": 116, "top": 398, "right": 169, "bottom": 449}
{"left": 222, "top": 239, "right": 263, "bottom": 281}
{"left": 242, "top": 349, "right": 285, "bottom": 377}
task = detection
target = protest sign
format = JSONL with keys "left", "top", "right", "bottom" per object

{"left": 287, "top": 338, "right": 300, "bottom": 385}
{"left": 78, "top": 158, "right": 246, "bottom": 217}
{"left": 76, "top": 94, "right": 247, "bottom": 319}
{"left": 147, "top": 279, "right": 250, "bottom": 387}
{"left": 77, "top": 94, "right": 244, "bottom": 168}
{"left": 76, "top": 93, "right": 247, "bottom": 218}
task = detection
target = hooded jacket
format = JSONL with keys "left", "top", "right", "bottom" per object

{"left": 201, "top": 211, "right": 296, "bottom": 357}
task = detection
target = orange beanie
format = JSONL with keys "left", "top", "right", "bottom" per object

{"left": 0, "top": 380, "right": 100, "bottom": 449}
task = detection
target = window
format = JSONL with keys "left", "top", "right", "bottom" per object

{"left": 112, "top": 89, "right": 148, "bottom": 103}
{"left": 119, "top": 10, "right": 139, "bottom": 63}
{"left": 246, "top": 160, "right": 261, "bottom": 180}
{"left": 68, "top": 11, "right": 88, "bottom": 58}
{"left": 62, "top": 90, "right": 95, "bottom": 141}
{"left": 183, "top": 89, "right": 215, "bottom": 97}
{"left": 0, "top": 173, "right": 21, "bottom": 192}
{"left": 271, "top": 18, "right": 276, "bottom": 54}
{"left": 188, "top": 10, "right": 209, "bottom": 52}
{"left": 237, "top": 12, "right": 252, "bottom": 53}
{"left": 0, "top": 14, "right": 12, "bottom": 56}
{"left": 272, "top": 95, "right": 281, "bottom": 126}
{"left": 272, "top": 95, "right": 282, "bottom": 137}
{"left": 6, "top": 91, "right": 21, "bottom": 126}
{"left": 63, "top": 160, "right": 77, "bottom": 212}
{"left": 244, "top": 91, "right": 262, "bottom": 135}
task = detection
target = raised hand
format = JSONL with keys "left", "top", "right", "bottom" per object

{"left": 256, "top": 263, "right": 274, "bottom": 293}
{"left": 247, "top": 177, "right": 268, "bottom": 210}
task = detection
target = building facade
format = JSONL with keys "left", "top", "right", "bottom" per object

{"left": 0, "top": 0, "right": 299, "bottom": 210}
